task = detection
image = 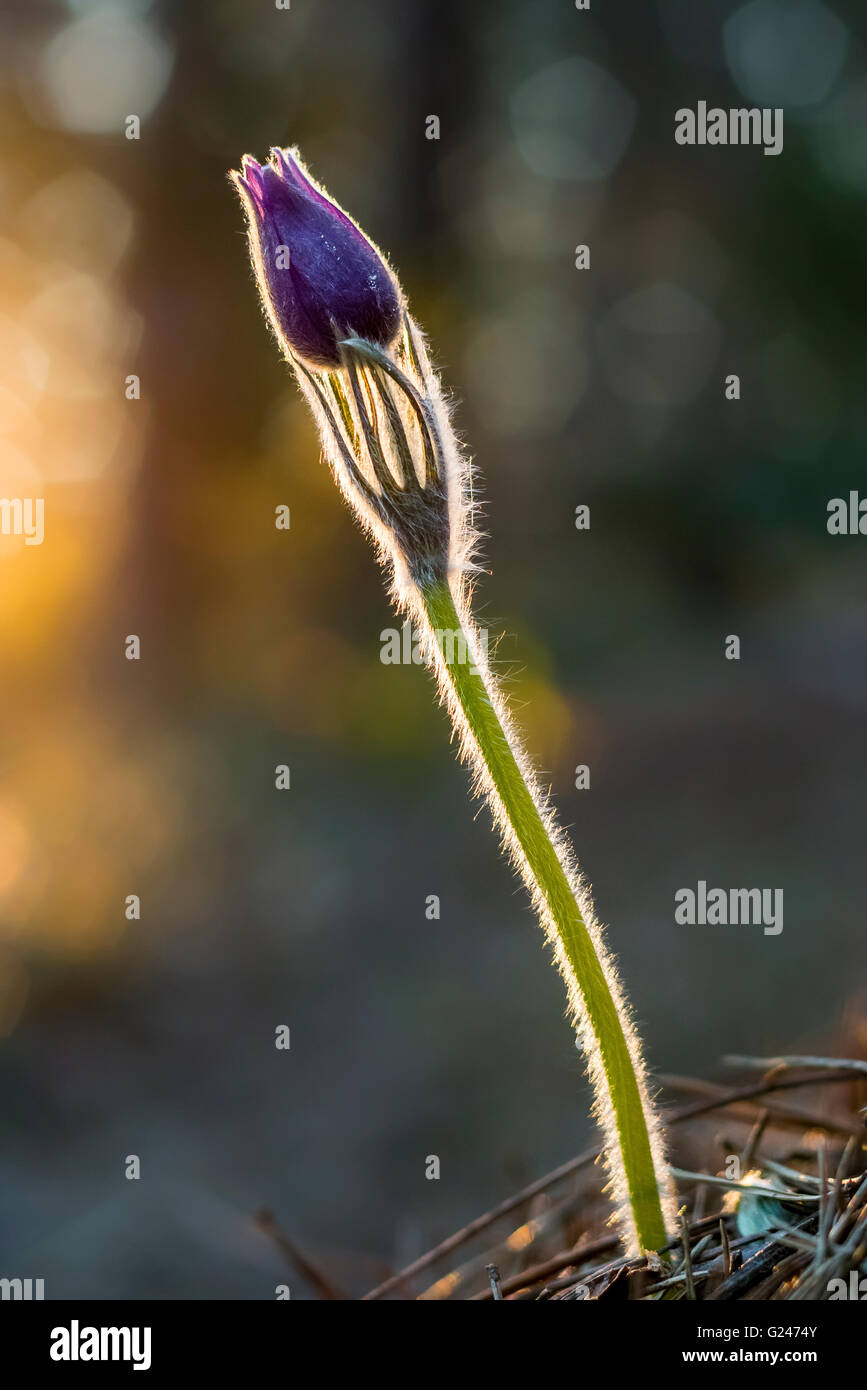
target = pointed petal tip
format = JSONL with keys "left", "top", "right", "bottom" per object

{"left": 269, "top": 145, "right": 292, "bottom": 174}
{"left": 241, "top": 155, "right": 265, "bottom": 188}
{"left": 269, "top": 145, "right": 314, "bottom": 195}
{"left": 232, "top": 154, "right": 267, "bottom": 214}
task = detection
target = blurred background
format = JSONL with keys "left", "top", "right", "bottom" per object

{"left": 0, "top": 0, "right": 865, "bottom": 1298}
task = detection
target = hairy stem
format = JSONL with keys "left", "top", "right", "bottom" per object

{"left": 419, "top": 576, "right": 673, "bottom": 1254}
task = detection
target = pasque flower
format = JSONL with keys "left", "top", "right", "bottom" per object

{"left": 231, "top": 147, "right": 676, "bottom": 1258}
{"left": 231, "top": 147, "right": 401, "bottom": 369}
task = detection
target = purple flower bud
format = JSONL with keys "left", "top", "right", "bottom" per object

{"left": 231, "top": 147, "right": 402, "bottom": 370}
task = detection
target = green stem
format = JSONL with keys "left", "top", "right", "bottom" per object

{"left": 420, "top": 577, "right": 670, "bottom": 1253}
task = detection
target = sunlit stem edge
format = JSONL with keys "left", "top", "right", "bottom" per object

{"left": 419, "top": 575, "right": 671, "bottom": 1255}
